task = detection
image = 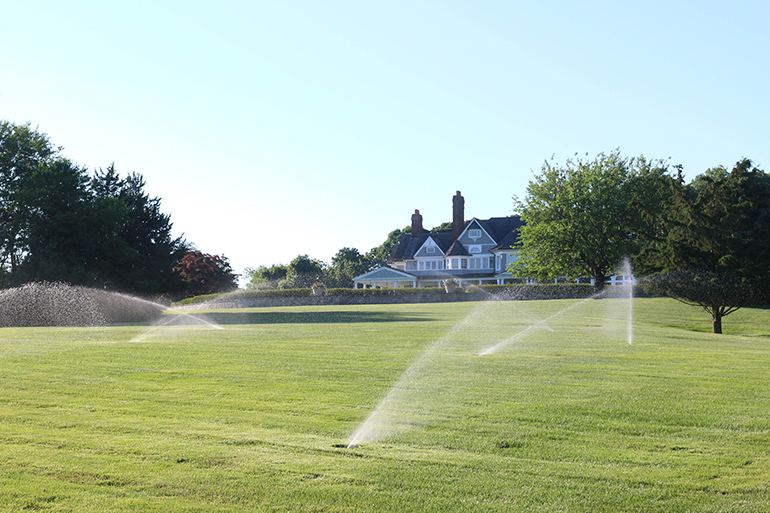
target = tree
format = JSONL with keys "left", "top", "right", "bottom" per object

{"left": 283, "top": 254, "right": 326, "bottom": 289}
{"left": 174, "top": 251, "right": 238, "bottom": 297}
{"left": 244, "top": 264, "right": 288, "bottom": 290}
{"left": 639, "top": 159, "right": 770, "bottom": 333}
{"left": 366, "top": 227, "right": 410, "bottom": 270}
{"left": 510, "top": 150, "right": 670, "bottom": 289}
{"left": 0, "top": 121, "right": 60, "bottom": 278}
{"left": 430, "top": 221, "right": 453, "bottom": 233}
{"left": 15, "top": 159, "right": 98, "bottom": 284}
{"left": 90, "top": 167, "right": 189, "bottom": 294}
{"left": 642, "top": 270, "right": 762, "bottom": 334}
{"left": 326, "top": 247, "right": 370, "bottom": 288}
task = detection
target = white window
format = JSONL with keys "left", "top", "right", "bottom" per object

{"left": 461, "top": 258, "right": 468, "bottom": 269}
{"left": 469, "top": 229, "right": 481, "bottom": 239}
{"left": 426, "top": 246, "right": 435, "bottom": 254}
{"left": 469, "top": 245, "right": 481, "bottom": 254}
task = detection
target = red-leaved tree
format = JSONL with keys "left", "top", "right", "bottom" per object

{"left": 174, "top": 251, "right": 238, "bottom": 297}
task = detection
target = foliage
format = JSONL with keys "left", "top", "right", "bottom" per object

{"left": 510, "top": 150, "right": 670, "bottom": 288}
{"left": 243, "top": 263, "right": 288, "bottom": 290}
{"left": 639, "top": 159, "right": 770, "bottom": 333}
{"left": 640, "top": 269, "right": 762, "bottom": 334}
{"left": 0, "top": 121, "right": 60, "bottom": 276}
{"left": 365, "top": 226, "right": 410, "bottom": 269}
{"left": 14, "top": 159, "right": 96, "bottom": 284}
{"left": 174, "top": 251, "right": 238, "bottom": 297}
{"left": 105, "top": 170, "right": 189, "bottom": 294}
{"left": 173, "top": 287, "right": 314, "bottom": 305}
{"left": 283, "top": 254, "right": 327, "bottom": 288}
{"left": 0, "top": 121, "right": 189, "bottom": 294}
{"left": 326, "top": 247, "right": 370, "bottom": 288}
{"left": 173, "top": 283, "right": 600, "bottom": 307}
{"left": 430, "top": 221, "right": 453, "bottom": 232}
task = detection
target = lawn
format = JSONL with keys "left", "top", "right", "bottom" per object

{"left": 0, "top": 298, "right": 768, "bottom": 511}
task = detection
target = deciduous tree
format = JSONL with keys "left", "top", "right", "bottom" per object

{"left": 366, "top": 227, "right": 409, "bottom": 270}
{"left": 175, "top": 251, "right": 238, "bottom": 297}
{"left": 244, "top": 264, "right": 288, "bottom": 290}
{"left": 0, "top": 121, "right": 60, "bottom": 278}
{"left": 15, "top": 159, "right": 97, "bottom": 284}
{"left": 283, "top": 254, "right": 326, "bottom": 289}
{"left": 510, "top": 150, "right": 670, "bottom": 289}
{"left": 327, "top": 247, "right": 369, "bottom": 288}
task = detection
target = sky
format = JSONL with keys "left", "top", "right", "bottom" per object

{"left": 2, "top": 1, "right": 768, "bottom": 284}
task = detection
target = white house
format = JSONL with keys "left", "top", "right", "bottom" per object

{"left": 353, "top": 191, "right": 523, "bottom": 289}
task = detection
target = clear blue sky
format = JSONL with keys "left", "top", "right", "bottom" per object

{"left": 2, "top": 1, "right": 768, "bottom": 282}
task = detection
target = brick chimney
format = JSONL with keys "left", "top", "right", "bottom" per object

{"left": 411, "top": 209, "right": 424, "bottom": 236}
{"left": 452, "top": 190, "right": 464, "bottom": 241}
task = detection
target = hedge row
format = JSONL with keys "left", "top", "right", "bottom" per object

{"left": 172, "top": 283, "right": 604, "bottom": 307}
{"left": 173, "top": 288, "right": 313, "bottom": 306}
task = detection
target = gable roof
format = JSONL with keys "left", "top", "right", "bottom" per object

{"left": 477, "top": 217, "right": 524, "bottom": 249}
{"left": 388, "top": 215, "right": 523, "bottom": 261}
{"left": 353, "top": 266, "right": 416, "bottom": 281}
{"left": 444, "top": 239, "right": 469, "bottom": 256}
{"left": 388, "top": 232, "right": 455, "bottom": 262}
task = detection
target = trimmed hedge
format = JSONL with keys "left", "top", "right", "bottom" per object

{"left": 172, "top": 283, "right": 608, "bottom": 307}
{"left": 174, "top": 288, "right": 314, "bottom": 306}
{"left": 470, "top": 283, "right": 597, "bottom": 300}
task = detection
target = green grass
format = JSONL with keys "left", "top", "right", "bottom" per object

{"left": 0, "top": 298, "right": 769, "bottom": 511}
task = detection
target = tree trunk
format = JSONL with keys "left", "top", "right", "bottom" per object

{"left": 712, "top": 312, "right": 722, "bottom": 334}
{"left": 593, "top": 273, "right": 606, "bottom": 293}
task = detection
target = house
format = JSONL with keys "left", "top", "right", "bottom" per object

{"left": 353, "top": 191, "right": 523, "bottom": 289}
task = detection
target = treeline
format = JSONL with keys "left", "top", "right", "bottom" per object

{"left": 244, "top": 235, "right": 401, "bottom": 290}
{"left": 244, "top": 223, "right": 454, "bottom": 290}
{"left": 0, "top": 121, "right": 191, "bottom": 295}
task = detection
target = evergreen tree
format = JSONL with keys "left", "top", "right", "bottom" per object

{"left": 641, "top": 159, "right": 770, "bottom": 333}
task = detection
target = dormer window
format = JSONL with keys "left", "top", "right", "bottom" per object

{"left": 469, "top": 229, "right": 481, "bottom": 239}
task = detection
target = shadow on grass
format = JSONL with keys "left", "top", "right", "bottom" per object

{"left": 177, "top": 310, "right": 432, "bottom": 325}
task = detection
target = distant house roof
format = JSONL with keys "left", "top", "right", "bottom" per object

{"left": 481, "top": 217, "right": 524, "bottom": 250}
{"left": 445, "top": 239, "right": 469, "bottom": 256}
{"left": 353, "top": 266, "right": 416, "bottom": 282}
{"left": 387, "top": 232, "right": 456, "bottom": 262}
{"left": 389, "top": 216, "right": 522, "bottom": 261}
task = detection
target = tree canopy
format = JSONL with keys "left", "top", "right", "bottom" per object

{"left": 284, "top": 255, "right": 327, "bottom": 289}
{"left": 510, "top": 150, "right": 670, "bottom": 288}
{"left": 244, "top": 264, "right": 288, "bottom": 290}
{"left": 174, "top": 251, "right": 238, "bottom": 297}
{"left": 326, "top": 247, "right": 370, "bottom": 288}
{"left": 639, "top": 159, "right": 770, "bottom": 333}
